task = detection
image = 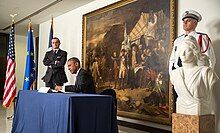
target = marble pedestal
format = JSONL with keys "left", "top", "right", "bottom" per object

{"left": 172, "top": 113, "right": 215, "bottom": 133}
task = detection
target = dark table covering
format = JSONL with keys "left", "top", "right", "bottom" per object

{"left": 12, "top": 90, "right": 118, "bottom": 133}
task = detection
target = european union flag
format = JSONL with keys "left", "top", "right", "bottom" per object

{"left": 23, "top": 21, "right": 36, "bottom": 90}
{"left": 48, "top": 17, "right": 53, "bottom": 48}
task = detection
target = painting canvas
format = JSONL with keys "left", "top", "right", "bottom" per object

{"left": 82, "top": 0, "right": 176, "bottom": 124}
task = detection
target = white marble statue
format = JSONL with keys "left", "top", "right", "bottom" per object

{"left": 170, "top": 35, "right": 219, "bottom": 115}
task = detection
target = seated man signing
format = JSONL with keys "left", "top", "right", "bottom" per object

{"left": 55, "top": 57, "right": 96, "bottom": 94}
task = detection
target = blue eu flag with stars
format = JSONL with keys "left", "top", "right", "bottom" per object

{"left": 23, "top": 21, "right": 36, "bottom": 90}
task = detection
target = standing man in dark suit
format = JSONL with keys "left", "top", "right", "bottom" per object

{"left": 55, "top": 57, "right": 96, "bottom": 94}
{"left": 42, "top": 37, "right": 68, "bottom": 89}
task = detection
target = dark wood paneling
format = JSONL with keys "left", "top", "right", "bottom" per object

{"left": 34, "top": 37, "right": 39, "bottom": 90}
{"left": 0, "top": 33, "right": 9, "bottom": 100}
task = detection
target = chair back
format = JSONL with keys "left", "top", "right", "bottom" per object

{"left": 100, "top": 89, "right": 117, "bottom": 112}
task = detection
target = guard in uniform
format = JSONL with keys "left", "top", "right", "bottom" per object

{"left": 169, "top": 10, "right": 216, "bottom": 74}
{"left": 169, "top": 10, "right": 216, "bottom": 112}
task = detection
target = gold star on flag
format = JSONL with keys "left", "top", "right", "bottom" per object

{"left": 33, "top": 67, "right": 36, "bottom": 71}
{"left": 25, "top": 77, "right": 29, "bottom": 82}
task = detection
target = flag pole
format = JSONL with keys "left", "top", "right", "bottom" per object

{"left": 23, "top": 18, "right": 36, "bottom": 90}
{"left": 6, "top": 14, "right": 17, "bottom": 120}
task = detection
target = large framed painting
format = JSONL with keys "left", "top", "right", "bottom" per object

{"left": 82, "top": 0, "right": 176, "bottom": 124}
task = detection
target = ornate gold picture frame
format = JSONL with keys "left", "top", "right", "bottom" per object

{"left": 83, "top": 0, "right": 176, "bottom": 124}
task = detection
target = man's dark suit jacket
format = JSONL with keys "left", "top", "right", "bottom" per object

{"left": 65, "top": 68, "right": 96, "bottom": 94}
{"left": 42, "top": 49, "right": 68, "bottom": 85}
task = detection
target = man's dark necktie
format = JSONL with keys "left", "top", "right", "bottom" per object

{"left": 53, "top": 50, "right": 57, "bottom": 60}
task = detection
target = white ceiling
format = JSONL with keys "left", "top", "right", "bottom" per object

{"left": 0, "top": 0, "right": 94, "bottom": 36}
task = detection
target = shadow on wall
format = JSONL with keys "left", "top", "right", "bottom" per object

{"left": 209, "top": 20, "right": 220, "bottom": 133}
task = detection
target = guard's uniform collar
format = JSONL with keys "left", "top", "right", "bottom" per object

{"left": 185, "top": 31, "right": 196, "bottom": 36}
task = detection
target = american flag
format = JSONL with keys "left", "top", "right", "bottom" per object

{"left": 2, "top": 23, "right": 16, "bottom": 108}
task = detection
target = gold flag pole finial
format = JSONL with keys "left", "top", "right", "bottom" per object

{"left": 51, "top": 16, "right": 53, "bottom": 25}
{"left": 10, "top": 14, "right": 17, "bottom": 23}
{"left": 28, "top": 17, "right": 32, "bottom": 31}
{"left": 28, "top": 17, "right": 32, "bottom": 25}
